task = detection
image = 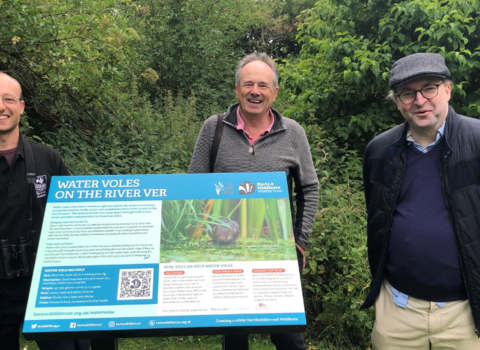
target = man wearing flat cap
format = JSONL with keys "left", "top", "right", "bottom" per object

{"left": 362, "top": 52, "right": 480, "bottom": 349}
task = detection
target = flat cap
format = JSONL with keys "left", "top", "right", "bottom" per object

{"left": 389, "top": 53, "right": 450, "bottom": 89}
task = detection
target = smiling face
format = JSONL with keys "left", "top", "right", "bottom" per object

{"left": 394, "top": 76, "right": 451, "bottom": 137}
{"left": 0, "top": 74, "right": 24, "bottom": 142}
{"left": 235, "top": 60, "right": 279, "bottom": 120}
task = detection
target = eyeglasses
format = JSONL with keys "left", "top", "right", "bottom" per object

{"left": 395, "top": 83, "right": 444, "bottom": 104}
{"left": 1, "top": 95, "right": 21, "bottom": 105}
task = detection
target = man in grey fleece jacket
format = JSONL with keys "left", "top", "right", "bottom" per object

{"left": 188, "top": 53, "right": 319, "bottom": 350}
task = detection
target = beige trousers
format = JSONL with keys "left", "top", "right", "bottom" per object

{"left": 372, "top": 279, "right": 480, "bottom": 350}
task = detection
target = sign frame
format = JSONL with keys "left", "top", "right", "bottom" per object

{"left": 23, "top": 172, "right": 307, "bottom": 340}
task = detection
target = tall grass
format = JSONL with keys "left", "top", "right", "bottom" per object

{"left": 161, "top": 198, "right": 294, "bottom": 244}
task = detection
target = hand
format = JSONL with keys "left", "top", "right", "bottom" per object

{"left": 296, "top": 243, "right": 306, "bottom": 271}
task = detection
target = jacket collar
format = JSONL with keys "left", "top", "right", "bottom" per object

{"left": 223, "top": 103, "right": 286, "bottom": 132}
{"left": 386, "top": 105, "right": 455, "bottom": 160}
{"left": 443, "top": 105, "right": 458, "bottom": 148}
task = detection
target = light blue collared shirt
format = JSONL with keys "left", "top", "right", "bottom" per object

{"left": 390, "top": 284, "right": 446, "bottom": 308}
{"left": 406, "top": 120, "right": 446, "bottom": 153}
{"left": 390, "top": 120, "right": 448, "bottom": 309}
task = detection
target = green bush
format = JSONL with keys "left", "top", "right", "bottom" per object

{"left": 0, "top": 0, "right": 144, "bottom": 134}
{"left": 302, "top": 124, "right": 372, "bottom": 349}
{"left": 280, "top": 0, "right": 480, "bottom": 148}
{"left": 34, "top": 92, "right": 204, "bottom": 175}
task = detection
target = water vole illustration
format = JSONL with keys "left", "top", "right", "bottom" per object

{"left": 211, "top": 218, "right": 240, "bottom": 245}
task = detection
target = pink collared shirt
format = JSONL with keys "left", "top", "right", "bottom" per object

{"left": 236, "top": 108, "right": 274, "bottom": 145}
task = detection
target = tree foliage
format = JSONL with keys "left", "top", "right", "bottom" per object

{"left": 280, "top": 0, "right": 480, "bottom": 146}
{"left": 0, "top": 0, "right": 314, "bottom": 129}
{"left": 0, "top": 0, "right": 210, "bottom": 175}
{"left": 139, "top": 0, "right": 260, "bottom": 100}
{"left": 4, "top": 1, "right": 480, "bottom": 348}
{"left": 136, "top": 0, "right": 316, "bottom": 113}
{"left": 0, "top": 0, "right": 145, "bottom": 134}
{"left": 240, "top": 0, "right": 318, "bottom": 58}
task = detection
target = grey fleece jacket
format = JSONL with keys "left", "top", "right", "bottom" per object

{"left": 188, "top": 104, "right": 319, "bottom": 250}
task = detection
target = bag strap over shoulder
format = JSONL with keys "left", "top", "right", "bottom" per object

{"left": 21, "top": 136, "right": 37, "bottom": 238}
{"left": 210, "top": 113, "right": 224, "bottom": 173}
{"left": 22, "top": 136, "right": 36, "bottom": 184}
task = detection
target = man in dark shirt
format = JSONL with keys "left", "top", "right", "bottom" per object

{"left": 362, "top": 53, "right": 480, "bottom": 349}
{"left": 0, "top": 72, "right": 90, "bottom": 350}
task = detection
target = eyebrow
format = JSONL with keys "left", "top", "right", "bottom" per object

{"left": 242, "top": 80, "right": 270, "bottom": 85}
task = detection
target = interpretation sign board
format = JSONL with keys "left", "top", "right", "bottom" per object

{"left": 23, "top": 172, "right": 306, "bottom": 340}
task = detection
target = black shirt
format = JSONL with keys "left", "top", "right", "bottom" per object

{"left": 0, "top": 136, "right": 69, "bottom": 300}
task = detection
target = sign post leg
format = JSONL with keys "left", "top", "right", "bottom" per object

{"left": 91, "top": 338, "right": 118, "bottom": 350}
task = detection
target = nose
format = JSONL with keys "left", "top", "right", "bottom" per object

{"left": 250, "top": 84, "right": 261, "bottom": 96}
{"left": 414, "top": 90, "right": 428, "bottom": 105}
{"left": 0, "top": 98, "right": 5, "bottom": 112}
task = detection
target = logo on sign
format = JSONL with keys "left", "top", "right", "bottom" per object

{"left": 35, "top": 175, "right": 48, "bottom": 198}
{"left": 31, "top": 324, "right": 37, "bottom": 329}
{"left": 70, "top": 322, "right": 77, "bottom": 329}
{"left": 255, "top": 302, "right": 269, "bottom": 310}
{"left": 149, "top": 320, "right": 155, "bottom": 326}
{"left": 215, "top": 182, "right": 224, "bottom": 195}
{"left": 239, "top": 182, "right": 255, "bottom": 195}
{"left": 108, "top": 321, "right": 115, "bottom": 328}
{"left": 130, "top": 279, "right": 142, "bottom": 288}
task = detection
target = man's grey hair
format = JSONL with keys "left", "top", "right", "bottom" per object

{"left": 386, "top": 78, "right": 453, "bottom": 101}
{"left": 235, "top": 53, "right": 279, "bottom": 88}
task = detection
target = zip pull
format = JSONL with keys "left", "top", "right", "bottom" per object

{"left": 249, "top": 146, "right": 254, "bottom": 154}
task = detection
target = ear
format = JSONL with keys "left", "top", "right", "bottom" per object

{"left": 272, "top": 86, "right": 279, "bottom": 102}
{"left": 444, "top": 81, "right": 451, "bottom": 102}
{"left": 235, "top": 84, "right": 239, "bottom": 100}
{"left": 393, "top": 95, "right": 402, "bottom": 111}
{"left": 20, "top": 100, "right": 25, "bottom": 115}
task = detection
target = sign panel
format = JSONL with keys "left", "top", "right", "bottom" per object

{"left": 23, "top": 172, "right": 305, "bottom": 338}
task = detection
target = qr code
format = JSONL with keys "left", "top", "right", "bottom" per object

{"left": 117, "top": 268, "right": 154, "bottom": 300}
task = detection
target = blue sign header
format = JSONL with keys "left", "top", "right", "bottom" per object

{"left": 48, "top": 172, "right": 288, "bottom": 203}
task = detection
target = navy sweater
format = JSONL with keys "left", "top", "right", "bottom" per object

{"left": 386, "top": 140, "right": 467, "bottom": 302}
